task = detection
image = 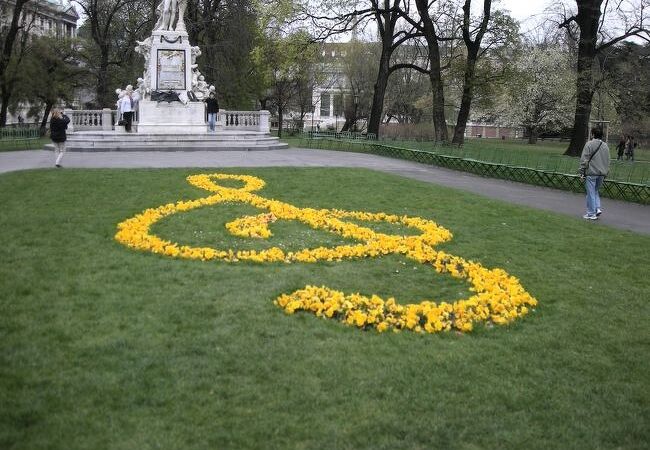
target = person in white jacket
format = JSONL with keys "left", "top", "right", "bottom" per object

{"left": 119, "top": 86, "right": 135, "bottom": 132}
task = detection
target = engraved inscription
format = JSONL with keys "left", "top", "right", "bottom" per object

{"left": 157, "top": 49, "right": 186, "bottom": 90}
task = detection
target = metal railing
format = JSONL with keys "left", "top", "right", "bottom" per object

{"left": 300, "top": 137, "right": 649, "bottom": 204}
{"left": 300, "top": 130, "right": 377, "bottom": 140}
{"left": 0, "top": 126, "right": 41, "bottom": 150}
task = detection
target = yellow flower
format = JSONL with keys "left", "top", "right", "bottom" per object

{"left": 115, "top": 172, "right": 538, "bottom": 335}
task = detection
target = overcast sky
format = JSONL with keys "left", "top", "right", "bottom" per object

{"left": 497, "top": 0, "right": 553, "bottom": 21}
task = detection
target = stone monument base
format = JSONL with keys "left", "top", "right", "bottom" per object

{"left": 137, "top": 100, "right": 206, "bottom": 134}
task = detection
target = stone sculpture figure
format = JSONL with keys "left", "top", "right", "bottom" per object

{"left": 155, "top": 0, "right": 188, "bottom": 32}
{"left": 193, "top": 75, "right": 209, "bottom": 100}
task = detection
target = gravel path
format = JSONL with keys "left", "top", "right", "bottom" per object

{"left": 1, "top": 148, "right": 648, "bottom": 234}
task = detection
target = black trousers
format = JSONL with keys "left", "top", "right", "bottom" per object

{"left": 123, "top": 111, "right": 134, "bottom": 132}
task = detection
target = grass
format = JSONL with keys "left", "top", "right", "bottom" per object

{"left": 0, "top": 137, "right": 49, "bottom": 152}
{"left": 281, "top": 135, "right": 650, "bottom": 184}
{"left": 1, "top": 167, "right": 649, "bottom": 449}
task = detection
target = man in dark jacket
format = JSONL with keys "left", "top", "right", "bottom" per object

{"left": 579, "top": 127, "right": 610, "bottom": 220}
{"left": 50, "top": 109, "right": 70, "bottom": 168}
{"left": 205, "top": 92, "right": 219, "bottom": 132}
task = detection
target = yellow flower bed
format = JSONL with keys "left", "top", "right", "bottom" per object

{"left": 115, "top": 173, "right": 538, "bottom": 333}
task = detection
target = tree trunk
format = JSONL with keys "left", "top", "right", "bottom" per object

{"left": 367, "top": 50, "right": 391, "bottom": 136}
{"left": 564, "top": 0, "right": 602, "bottom": 156}
{"left": 415, "top": 0, "right": 448, "bottom": 142}
{"left": 452, "top": 0, "right": 491, "bottom": 146}
{"left": 427, "top": 43, "right": 448, "bottom": 142}
{"left": 0, "top": 91, "right": 10, "bottom": 127}
{"left": 527, "top": 126, "right": 538, "bottom": 144}
{"left": 452, "top": 53, "right": 477, "bottom": 145}
{"left": 0, "top": 0, "right": 31, "bottom": 127}
{"left": 277, "top": 106, "right": 283, "bottom": 138}
{"left": 40, "top": 102, "right": 53, "bottom": 136}
{"left": 97, "top": 50, "right": 111, "bottom": 107}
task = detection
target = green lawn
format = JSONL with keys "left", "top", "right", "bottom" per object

{"left": 1, "top": 168, "right": 648, "bottom": 449}
{"left": 281, "top": 135, "right": 650, "bottom": 184}
{"left": 0, "top": 137, "right": 49, "bottom": 152}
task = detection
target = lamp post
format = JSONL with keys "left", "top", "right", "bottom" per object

{"left": 335, "top": 114, "right": 338, "bottom": 132}
{"left": 353, "top": 94, "right": 359, "bottom": 132}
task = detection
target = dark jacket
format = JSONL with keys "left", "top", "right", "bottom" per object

{"left": 205, "top": 97, "right": 219, "bottom": 114}
{"left": 50, "top": 115, "right": 70, "bottom": 143}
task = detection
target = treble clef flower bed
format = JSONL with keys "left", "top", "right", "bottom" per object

{"left": 115, "top": 173, "right": 538, "bottom": 334}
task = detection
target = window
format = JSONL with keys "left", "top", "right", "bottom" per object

{"left": 320, "top": 93, "right": 330, "bottom": 117}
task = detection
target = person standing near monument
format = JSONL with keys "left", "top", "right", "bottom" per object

{"left": 49, "top": 109, "right": 70, "bottom": 168}
{"left": 578, "top": 127, "right": 610, "bottom": 220}
{"left": 119, "top": 86, "right": 135, "bottom": 132}
{"left": 205, "top": 92, "right": 219, "bottom": 132}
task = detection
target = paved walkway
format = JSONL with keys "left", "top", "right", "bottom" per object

{"left": 1, "top": 148, "right": 648, "bottom": 234}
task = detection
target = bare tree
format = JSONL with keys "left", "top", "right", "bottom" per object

{"left": 74, "top": 0, "right": 132, "bottom": 107}
{"left": 405, "top": 0, "right": 461, "bottom": 142}
{"left": 298, "top": 1, "right": 425, "bottom": 136}
{"left": 558, "top": 0, "right": 649, "bottom": 156}
{"left": 450, "top": 0, "right": 491, "bottom": 144}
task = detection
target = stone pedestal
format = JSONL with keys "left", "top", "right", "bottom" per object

{"left": 149, "top": 30, "right": 193, "bottom": 93}
{"left": 137, "top": 100, "right": 207, "bottom": 134}
{"left": 136, "top": 28, "right": 209, "bottom": 134}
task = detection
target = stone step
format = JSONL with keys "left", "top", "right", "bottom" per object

{"left": 44, "top": 131, "right": 289, "bottom": 152}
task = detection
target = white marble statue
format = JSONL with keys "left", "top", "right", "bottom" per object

{"left": 190, "top": 46, "right": 201, "bottom": 68}
{"left": 136, "top": 77, "right": 149, "bottom": 98}
{"left": 135, "top": 37, "right": 152, "bottom": 96}
{"left": 191, "top": 68, "right": 200, "bottom": 89}
{"left": 115, "top": 88, "right": 124, "bottom": 108}
{"left": 193, "top": 75, "right": 209, "bottom": 100}
{"left": 154, "top": 0, "right": 188, "bottom": 32}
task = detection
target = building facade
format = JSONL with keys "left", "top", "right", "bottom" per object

{"left": 1, "top": 0, "right": 78, "bottom": 39}
{"left": 0, "top": 0, "right": 79, "bottom": 124}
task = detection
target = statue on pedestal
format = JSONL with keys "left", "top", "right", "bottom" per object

{"left": 154, "top": 0, "right": 188, "bottom": 32}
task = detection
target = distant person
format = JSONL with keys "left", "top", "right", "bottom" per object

{"left": 625, "top": 135, "right": 634, "bottom": 161}
{"left": 17, "top": 115, "right": 24, "bottom": 125}
{"left": 205, "top": 91, "right": 219, "bottom": 132}
{"left": 118, "top": 86, "right": 135, "bottom": 132}
{"left": 615, "top": 137, "right": 625, "bottom": 160}
{"left": 579, "top": 127, "right": 610, "bottom": 220}
{"left": 49, "top": 109, "right": 70, "bottom": 168}
{"left": 629, "top": 137, "right": 637, "bottom": 161}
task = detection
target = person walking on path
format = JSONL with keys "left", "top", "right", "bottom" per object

{"left": 119, "top": 86, "right": 135, "bottom": 132}
{"left": 579, "top": 127, "right": 610, "bottom": 220}
{"left": 49, "top": 109, "right": 70, "bottom": 168}
{"left": 205, "top": 92, "right": 219, "bottom": 132}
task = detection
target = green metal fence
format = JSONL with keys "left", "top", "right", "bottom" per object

{"left": 0, "top": 127, "right": 41, "bottom": 150}
{"left": 300, "top": 131, "right": 377, "bottom": 141}
{"left": 300, "top": 137, "right": 649, "bottom": 205}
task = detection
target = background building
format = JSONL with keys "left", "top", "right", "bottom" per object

{"left": 1, "top": 0, "right": 77, "bottom": 38}
{"left": 0, "top": 0, "right": 78, "bottom": 124}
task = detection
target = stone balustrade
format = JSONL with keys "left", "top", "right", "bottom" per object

{"left": 65, "top": 109, "right": 114, "bottom": 132}
{"left": 64, "top": 108, "right": 270, "bottom": 133}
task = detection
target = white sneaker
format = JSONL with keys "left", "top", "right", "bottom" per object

{"left": 583, "top": 214, "right": 598, "bottom": 220}
{"left": 596, "top": 208, "right": 602, "bottom": 216}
